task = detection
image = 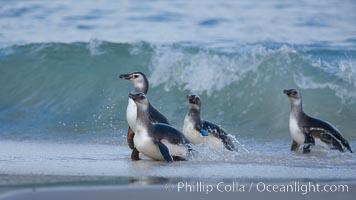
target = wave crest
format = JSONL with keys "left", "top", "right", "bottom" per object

{"left": 149, "top": 44, "right": 298, "bottom": 95}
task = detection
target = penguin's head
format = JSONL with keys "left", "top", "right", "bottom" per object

{"left": 283, "top": 89, "right": 302, "bottom": 105}
{"left": 129, "top": 92, "right": 148, "bottom": 109}
{"left": 187, "top": 94, "right": 201, "bottom": 109}
{"left": 119, "top": 72, "right": 148, "bottom": 93}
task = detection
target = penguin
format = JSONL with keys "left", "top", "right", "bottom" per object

{"left": 129, "top": 92, "right": 192, "bottom": 162}
{"left": 283, "top": 89, "right": 353, "bottom": 153}
{"left": 119, "top": 72, "right": 170, "bottom": 160}
{"left": 183, "top": 94, "right": 237, "bottom": 151}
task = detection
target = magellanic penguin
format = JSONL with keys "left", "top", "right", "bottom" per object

{"left": 183, "top": 94, "right": 237, "bottom": 151}
{"left": 284, "top": 89, "right": 353, "bottom": 153}
{"left": 129, "top": 92, "right": 192, "bottom": 162}
{"left": 119, "top": 72, "right": 170, "bottom": 160}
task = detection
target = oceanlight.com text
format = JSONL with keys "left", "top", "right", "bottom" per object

{"left": 165, "top": 181, "right": 349, "bottom": 195}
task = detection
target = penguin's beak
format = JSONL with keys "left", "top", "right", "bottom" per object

{"left": 283, "top": 89, "right": 291, "bottom": 96}
{"left": 187, "top": 95, "right": 194, "bottom": 103}
{"left": 119, "top": 73, "right": 132, "bottom": 80}
{"left": 188, "top": 94, "right": 199, "bottom": 104}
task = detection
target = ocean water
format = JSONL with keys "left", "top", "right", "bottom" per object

{"left": 0, "top": 0, "right": 356, "bottom": 186}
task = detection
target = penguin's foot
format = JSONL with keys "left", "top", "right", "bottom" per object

{"left": 302, "top": 131, "right": 315, "bottom": 154}
{"left": 290, "top": 140, "right": 300, "bottom": 151}
{"left": 131, "top": 148, "right": 141, "bottom": 161}
{"left": 302, "top": 144, "right": 313, "bottom": 154}
{"left": 127, "top": 127, "right": 135, "bottom": 150}
{"left": 172, "top": 156, "right": 187, "bottom": 161}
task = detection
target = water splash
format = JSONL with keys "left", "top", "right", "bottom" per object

{"left": 87, "top": 39, "right": 104, "bottom": 56}
{"left": 295, "top": 58, "right": 356, "bottom": 103}
{"left": 148, "top": 44, "right": 297, "bottom": 95}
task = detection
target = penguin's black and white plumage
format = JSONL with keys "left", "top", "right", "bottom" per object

{"left": 119, "top": 72, "right": 170, "bottom": 160}
{"left": 284, "top": 89, "right": 353, "bottom": 153}
{"left": 183, "top": 94, "right": 237, "bottom": 151}
{"left": 129, "top": 92, "right": 191, "bottom": 162}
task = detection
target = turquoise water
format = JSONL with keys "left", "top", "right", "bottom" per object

{"left": 0, "top": 0, "right": 356, "bottom": 183}
{"left": 1, "top": 42, "right": 355, "bottom": 142}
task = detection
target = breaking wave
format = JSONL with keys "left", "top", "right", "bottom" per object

{"left": 0, "top": 41, "right": 355, "bottom": 142}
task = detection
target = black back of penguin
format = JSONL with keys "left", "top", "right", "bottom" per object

{"left": 148, "top": 104, "right": 170, "bottom": 124}
{"left": 301, "top": 114, "right": 353, "bottom": 153}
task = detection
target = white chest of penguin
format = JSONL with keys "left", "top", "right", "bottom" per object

{"left": 289, "top": 113, "right": 305, "bottom": 144}
{"left": 126, "top": 99, "right": 137, "bottom": 131}
{"left": 183, "top": 116, "right": 223, "bottom": 148}
{"left": 183, "top": 117, "right": 201, "bottom": 143}
{"left": 133, "top": 125, "right": 164, "bottom": 161}
{"left": 134, "top": 125, "right": 188, "bottom": 161}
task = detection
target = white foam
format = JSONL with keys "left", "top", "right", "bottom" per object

{"left": 336, "top": 60, "right": 356, "bottom": 88}
{"left": 294, "top": 73, "right": 356, "bottom": 103}
{"left": 148, "top": 45, "right": 297, "bottom": 95}
{"left": 87, "top": 39, "right": 104, "bottom": 56}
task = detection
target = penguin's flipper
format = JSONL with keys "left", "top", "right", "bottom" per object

{"left": 343, "top": 141, "right": 353, "bottom": 153}
{"left": 319, "top": 132, "right": 344, "bottom": 152}
{"left": 329, "top": 131, "right": 352, "bottom": 153}
{"left": 127, "top": 127, "right": 135, "bottom": 150}
{"left": 330, "top": 131, "right": 353, "bottom": 153}
{"left": 305, "top": 127, "right": 345, "bottom": 152}
{"left": 307, "top": 117, "right": 353, "bottom": 153}
{"left": 157, "top": 141, "right": 173, "bottom": 162}
{"left": 291, "top": 140, "right": 300, "bottom": 151}
{"left": 192, "top": 122, "right": 208, "bottom": 136}
{"left": 302, "top": 128, "right": 315, "bottom": 154}
{"left": 202, "top": 121, "right": 237, "bottom": 151}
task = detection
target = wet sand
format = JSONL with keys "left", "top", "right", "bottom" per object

{"left": 1, "top": 141, "right": 355, "bottom": 200}
{"left": 0, "top": 184, "right": 355, "bottom": 200}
